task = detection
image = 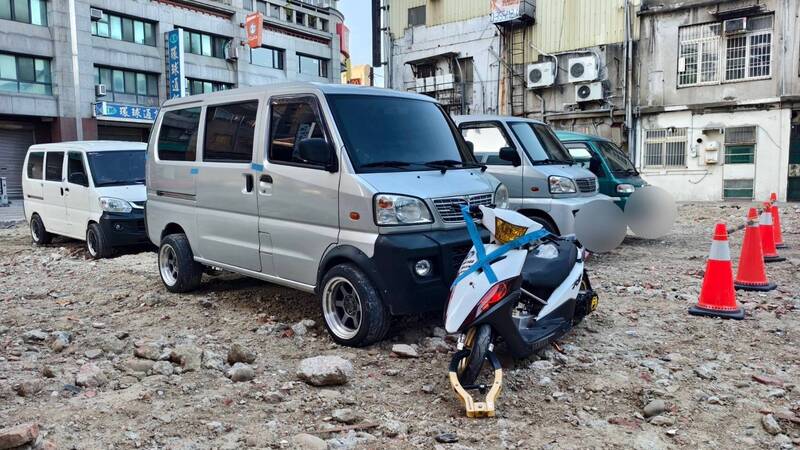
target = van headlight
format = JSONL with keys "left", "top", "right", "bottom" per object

{"left": 494, "top": 184, "right": 509, "bottom": 209}
{"left": 549, "top": 176, "right": 577, "bottom": 194}
{"left": 374, "top": 194, "right": 433, "bottom": 226}
{"left": 99, "top": 197, "right": 133, "bottom": 213}
{"left": 616, "top": 183, "right": 635, "bottom": 194}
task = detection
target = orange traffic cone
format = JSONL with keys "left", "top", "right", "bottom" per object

{"left": 689, "top": 224, "right": 744, "bottom": 320}
{"left": 734, "top": 208, "right": 776, "bottom": 292}
{"left": 769, "top": 193, "right": 788, "bottom": 249}
{"left": 760, "top": 204, "right": 785, "bottom": 263}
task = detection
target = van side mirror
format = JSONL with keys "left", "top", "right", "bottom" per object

{"left": 298, "top": 138, "right": 337, "bottom": 172}
{"left": 465, "top": 141, "right": 475, "bottom": 156}
{"left": 69, "top": 172, "right": 89, "bottom": 187}
{"left": 499, "top": 147, "right": 521, "bottom": 167}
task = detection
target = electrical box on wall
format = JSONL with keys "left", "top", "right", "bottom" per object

{"left": 704, "top": 141, "right": 721, "bottom": 164}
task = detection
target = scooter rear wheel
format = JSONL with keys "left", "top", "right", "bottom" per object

{"left": 457, "top": 324, "right": 492, "bottom": 386}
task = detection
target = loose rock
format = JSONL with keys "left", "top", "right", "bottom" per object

{"left": 644, "top": 399, "right": 666, "bottom": 418}
{"left": 0, "top": 423, "right": 39, "bottom": 449}
{"left": 75, "top": 362, "right": 107, "bottom": 388}
{"left": 150, "top": 361, "right": 174, "bottom": 376}
{"left": 293, "top": 433, "right": 327, "bottom": 450}
{"left": 22, "top": 330, "right": 48, "bottom": 343}
{"left": 331, "top": 408, "right": 359, "bottom": 424}
{"left": 226, "top": 362, "right": 255, "bottom": 382}
{"left": 169, "top": 345, "right": 202, "bottom": 372}
{"left": 227, "top": 343, "right": 256, "bottom": 365}
{"left": 762, "top": 414, "right": 782, "bottom": 435}
{"left": 297, "top": 356, "right": 353, "bottom": 386}
{"left": 391, "top": 344, "right": 419, "bottom": 358}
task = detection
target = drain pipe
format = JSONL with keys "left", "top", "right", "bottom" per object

{"left": 624, "top": 0, "right": 635, "bottom": 160}
{"left": 68, "top": 0, "right": 82, "bottom": 140}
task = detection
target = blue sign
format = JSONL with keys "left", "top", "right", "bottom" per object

{"left": 94, "top": 102, "right": 159, "bottom": 123}
{"left": 166, "top": 29, "right": 185, "bottom": 99}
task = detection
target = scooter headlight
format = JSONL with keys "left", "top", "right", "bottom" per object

{"left": 494, "top": 217, "right": 528, "bottom": 245}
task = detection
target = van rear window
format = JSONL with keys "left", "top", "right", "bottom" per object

{"left": 27, "top": 152, "right": 44, "bottom": 179}
{"left": 158, "top": 107, "right": 201, "bottom": 161}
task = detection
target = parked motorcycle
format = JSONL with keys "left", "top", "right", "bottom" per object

{"left": 445, "top": 205, "right": 598, "bottom": 417}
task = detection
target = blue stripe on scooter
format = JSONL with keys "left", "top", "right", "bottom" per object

{"left": 451, "top": 205, "right": 549, "bottom": 288}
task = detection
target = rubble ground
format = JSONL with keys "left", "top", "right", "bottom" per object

{"left": 1, "top": 203, "right": 799, "bottom": 449}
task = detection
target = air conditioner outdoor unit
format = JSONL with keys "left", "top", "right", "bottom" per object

{"left": 575, "top": 82, "right": 603, "bottom": 102}
{"left": 90, "top": 7, "right": 104, "bottom": 21}
{"left": 95, "top": 84, "right": 107, "bottom": 97}
{"left": 527, "top": 62, "right": 555, "bottom": 89}
{"left": 568, "top": 56, "right": 598, "bottom": 83}
{"left": 225, "top": 45, "right": 239, "bottom": 61}
{"left": 724, "top": 18, "right": 747, "bottom": 35}
{"left": 415, "top": 77, "right": 426, "bottom": 93}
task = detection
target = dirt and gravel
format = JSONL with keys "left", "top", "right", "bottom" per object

{"left": 1, "top": 203, "right": 799, "bottom": 449}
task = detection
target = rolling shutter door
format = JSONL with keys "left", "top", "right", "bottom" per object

{"left": 0, "top": 128, "right": 35, "bottom": 199}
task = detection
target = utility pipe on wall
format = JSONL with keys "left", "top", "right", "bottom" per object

{"left": 68, "top": 0, "right": 82, "bottom": 140}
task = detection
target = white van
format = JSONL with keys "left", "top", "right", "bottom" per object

{"left": 22, "top": 141, "right": 148, "bottom": 258}
{"left": 146, "top": 83, "right": 506, "bottom": 347}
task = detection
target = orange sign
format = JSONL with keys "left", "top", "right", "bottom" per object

{"left": 348, "top": 79, "right": 362, "bottom": 85}
{"left": 245, "top": 12, "right": 263, "bottom": 49}
{"left": 336, "top": 23, "right": 350, "bottom": 58}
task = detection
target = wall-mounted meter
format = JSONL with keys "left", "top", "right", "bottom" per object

{"left": 704, "top": 141, "right": 721, "bottom": 164}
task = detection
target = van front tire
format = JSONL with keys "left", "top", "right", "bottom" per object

{"left": 320, "top": 264, "right": 390, "bottom": 347}
{"left": 30, "top": 214, "right": 51, "bottom": 245}
{"left": 159, "top": 234, "right": 203, "bottom": 293}
{"left": 87, "top": 223, "right": 112, "bottom": 259}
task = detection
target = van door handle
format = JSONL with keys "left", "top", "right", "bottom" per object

{"left": 260, "top": 174, "right": 273, "bottom": 184}
{"left": 244, "top": 173, "right": 254, "bottom": 193}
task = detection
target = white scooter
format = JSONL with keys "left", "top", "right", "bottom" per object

{"left": 445, "top": 205, "right": 598, "bottom": 417}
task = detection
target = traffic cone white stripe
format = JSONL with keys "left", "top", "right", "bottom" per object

{"left": 709, "top": 240, "right": 730, "bottom": 261}
{"left": 760, "top": 211, "right": 773, "bottom": 226}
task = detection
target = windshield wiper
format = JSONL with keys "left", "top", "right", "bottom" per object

{"left": 424, "top": 159, "right": 487, "bottom": 173}
{"left": 361, "top": 160, "right": 412, "bottom": 170}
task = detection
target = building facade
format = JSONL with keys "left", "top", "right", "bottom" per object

{"left": 0, "top": 0, "right": 345, "bottom": 198}
{"left": 635, "top": 0, "right": 800, "bottom": 202}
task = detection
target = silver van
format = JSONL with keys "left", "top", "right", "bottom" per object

{"left": 146, "top": 83, "right": 505, "bottom": 347}
{"left": 454, "top": 115, "right": 609, "bottom": 235}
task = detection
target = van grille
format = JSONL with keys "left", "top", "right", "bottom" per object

{"left": 432, "top": 193, "right": 493, "bottom": 223}
{"left": 575, "top": 178, "right": 597, "bottom": 193}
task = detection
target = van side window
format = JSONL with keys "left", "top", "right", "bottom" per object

{"left": 203, "top": 101, "right": 258, "bottom": 163}
{"left": 45, "top": 152, "right": 64, "bottom": 181}
{"left": 158, "top": 107, "right": 201, "bottom": 161}
{"left": 27, "top": 152, "right": 44, "bottom": 179}
{"left": 460, "top": 124, "right": 513, "bottom": 166}
{"left": 565, "top": 143, "right": 603, "bottom": 177}
{"left": 67, "top": 152, "right": 89, "bottom": 186}
{"left": 268, "top": 97, "right": 328, "bottom": 167}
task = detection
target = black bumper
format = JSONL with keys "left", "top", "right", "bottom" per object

{"left": 98, "top": 211, "right": 149, "bottom": 247}
{"left": 370, "top": 227, "right": 488, "bottom": 315}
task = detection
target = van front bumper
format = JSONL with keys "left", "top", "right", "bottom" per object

{"left": 370, "top": 228, "right": 488, "bottom": 315}
{"left": 98, "top": 211, "right": 149, "bottom": 247}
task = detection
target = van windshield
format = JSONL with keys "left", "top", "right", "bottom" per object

{"left": 596, "top": 141, "right": 637, "bottom": 174}
{"left": 508, "top": 122, "right": 573, "bottom": 165}
{"left": 87, "top": 150, "right": 146, "bottom": 187}
{"left": 326, "top": 94, "right": 477, "bottom": 173}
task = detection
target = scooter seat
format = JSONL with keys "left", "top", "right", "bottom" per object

{"left": 520, "top": 240, "right": 579, "bottom": 301}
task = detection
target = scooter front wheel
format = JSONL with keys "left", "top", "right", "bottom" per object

{"left": 458, "top": 324, "right": 492, "bottom": 386}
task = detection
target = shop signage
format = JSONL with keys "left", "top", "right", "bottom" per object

{"left": 94, "top": 102, "right": 159, "bottom": 123}
{"left": 245, "top": 12, "right": 264, "bottom": 48}
{"left": 336, "top": 22, "right": 350, "bottom": 58}
{"left": 166, "top": 29, "right": 185, "bottom": 99}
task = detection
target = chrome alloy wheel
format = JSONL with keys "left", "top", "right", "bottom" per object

{"left": 322, "top": 276, "right": 362, "bottom": 340}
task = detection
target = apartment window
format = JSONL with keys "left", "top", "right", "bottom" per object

{"left": 270, "top": 4, "right": 281, "bottom": 19}
{"left": 298, "top": 54, "right": 328, "bottom": 78}
{"left": 243, "top": 0, "right": 252, "bottom": 10}
{"left": 203, "top": 101, "right": 258, "bottom": 163}
{"left": 183, "top": 29, "right": 229, "bottom": 59}
{"left": 255, "top": 0, "right": 267, "bottom": 15}
{"left": 723, "top": 179, "right": 754, "bottom": 199}
{"left": 308, "top": 15, "right": 317, "bottom": 29}
{"left": 319, "top": 18, "right": 329, "bottom": 32}
{"left": 92, "top": 10, "right": 156, "bottom": 46}
{"left": 408, "top": 5, "right": 425, "bottom": 27}
{"left": 0, "top": 0, "right": 47, "bottom": 25}
{"left": 95, "top": 66, "right": 158, "bottom": 106}
{"left": 284, "top": 7, "right": 293, "bottom": 22}
{"left": 158, "top": 107, "right": 201, "bottom": 161}
{"left": 678, "top": 15, "right": 773, "bottom": 87}
{"left": 295, "top": 11, "right": 305, "bottom": 26}
{"left": 0, "top": 52, "right": 52, "bottom": 95}
{"left": 251, "top": 45, "right": 284, "bottom": 70}
{"left": 724, "top": 126, "right": 756, "bottom": 164}
{"left": 187, "top": 78, "right": 232, "bottom": 96}
{"left": 644, "top": 128, "right": 687, "bottom": 168}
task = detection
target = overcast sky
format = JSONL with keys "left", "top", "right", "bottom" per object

{"left": 337, "top": 1, "right": 385, "bottom": 86}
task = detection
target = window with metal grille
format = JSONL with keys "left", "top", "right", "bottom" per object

{"left": 408, "top": 5, "right": 425, "bottom": 27}
{"left": 724, "top": 15, "right": 772, "bottom": 81}
{"left": 723, "top": 179, "right": 754, "bottom": 199}
{"left": 678, "top": 23, "right": 721, "bottom": 86}
{"left": 724, "top": 126, "right": 756, "bottom": 164}
{"left": 643, "top": 128, "right": 687, "bottom": 168}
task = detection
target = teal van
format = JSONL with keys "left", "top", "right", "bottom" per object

{"left": 556, "top": 131, "right": 646, "bottom": 209}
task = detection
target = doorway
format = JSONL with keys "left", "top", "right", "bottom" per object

{"left": 789, "top": 114, "right": 800, "bottom": 202}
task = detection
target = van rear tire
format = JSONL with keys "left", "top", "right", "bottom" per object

{"left": 30, "top": 214, "right": 52, "bottom": 245}
{"left": 159, "top": 234, "right": 203, "bottom": 293}
{"left": 87, "top": 223, "right": 112, "bottom": 259}
{"left": 320, "top": 264, "right": 390, "bottom": 347}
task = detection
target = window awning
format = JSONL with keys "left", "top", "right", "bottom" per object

{"left": 710, "top": 4, "right": 767, "bottom": 19}
{"left": 404, "top": 52, "right": 460, "bottom": 66}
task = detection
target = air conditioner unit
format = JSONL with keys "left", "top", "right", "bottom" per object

{"left": 225, "top": 45, "right": 239, "bottom": 61}
{"left": 527, "top": 62, "right": 555, "bottom": 89}
{"left": 568, "top": 56, "right": 598, "bottom": 83}
{"left": 415, "top": 77, "right": 426, "bottom": 93}
{"left": 575, "top": 82, "right": 603, "bottom": 102}
{"left": 424, "top": 76, "right": 437, "bottom": 92}
{"left": 90, "top": 8, "right": 104, "bottom": 21}
{"left": 95, "top": 84, "right": 107, "bottom": 97}
{"left": 724, "top": 17, "right": 747, "bottom": 35}
{"left": 436, "top": 73, "right": 454, "bottom": 90}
